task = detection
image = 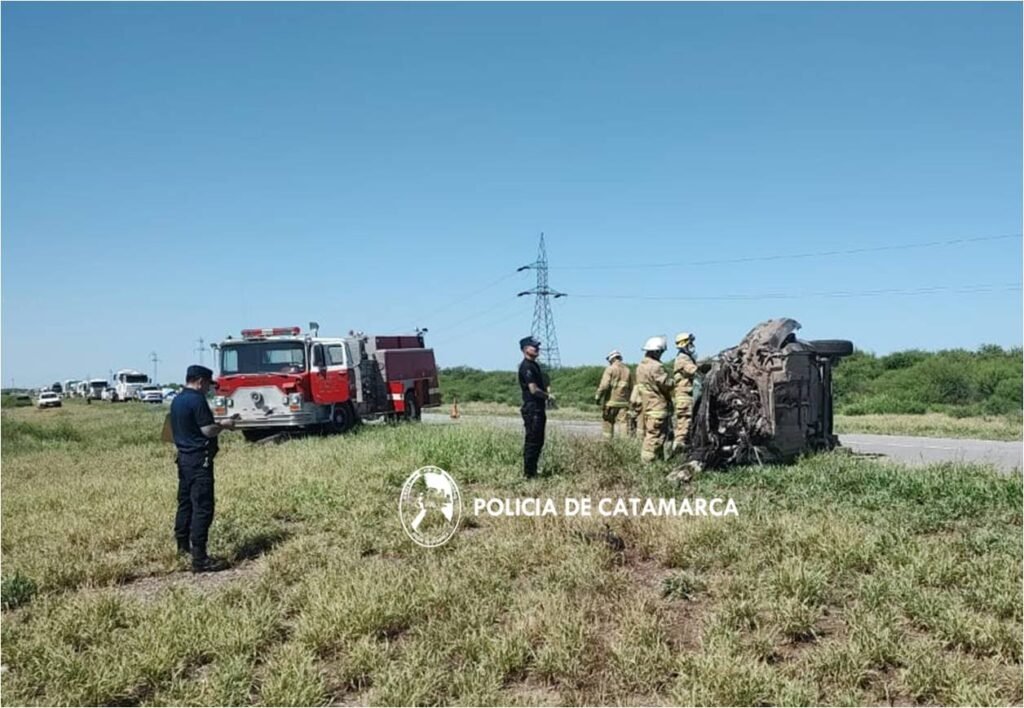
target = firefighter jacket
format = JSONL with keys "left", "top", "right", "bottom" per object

{"left": 672, "top": 351, "right": 698, "bottom": 401}
{"left": 636, "top": 357, "right": 672, "bottom": 420}
{"left": 595, "top": 360, "right": 634, "bottom": 408}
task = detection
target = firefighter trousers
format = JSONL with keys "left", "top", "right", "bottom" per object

{"left": 672, "top": 394, "right": 694, "bottom": 453}
{"left": 641, "top": 414, "right": 669, "bottom": 463}
{"left": 601, "top": 406, "right": 626, "bottom": 439}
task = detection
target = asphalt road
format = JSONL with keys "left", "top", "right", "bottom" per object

{"left": 423, "top": 413, "right": 1022, "bottom": 473}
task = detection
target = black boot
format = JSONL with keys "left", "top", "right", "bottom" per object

{"left": 191, "top": 547, "right": 228, "bottom": 573}
{"left": 176, "top": 538, "right": 191, "bottom": 556}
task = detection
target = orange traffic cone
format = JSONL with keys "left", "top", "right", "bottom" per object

{"left": 450, "top": 394, "right": 460, "bottom": 419}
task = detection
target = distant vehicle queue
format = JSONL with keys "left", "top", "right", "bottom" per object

{"left": 35, "top": 369, "right": 175, "bottom": 405}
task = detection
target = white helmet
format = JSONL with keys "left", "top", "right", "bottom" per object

{"left": 642, "top": 336, "right": 668, "bottom": 352}
{"left": 606, "top": 350, "right": 622, "bottom": 362}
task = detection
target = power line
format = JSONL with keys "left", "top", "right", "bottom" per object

{"left": 412, "top": 271, "right": 522, "bottom": 326}
{"left": 432, "top": 297, "right": 520, "bottom": 335}
{"left": 430, "top": 301, "right": 526, "bottom": 349}
{"left": 572, "top": 282, "right": 1021, "bottom": 302}
{"left": 552, "top": 233, "right": 1021, "bottom": 271}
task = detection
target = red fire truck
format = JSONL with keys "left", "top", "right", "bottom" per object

{"left": 211, "top": 326, "right": 441, "bottom": 441}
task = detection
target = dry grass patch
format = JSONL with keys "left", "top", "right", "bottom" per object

{"left": 1, "top": 403, "right": 1020, "bottom": 705}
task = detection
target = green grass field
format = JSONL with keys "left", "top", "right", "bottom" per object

{"left": 834, "top": 413, "right": 1023, "bottom": 442}
{"left": 2, "top": 402, "right": 1021, "bottom": 705}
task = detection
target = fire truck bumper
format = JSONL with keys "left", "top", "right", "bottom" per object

{"left": 216, "top": 411, "right": 318, "bottom": 429}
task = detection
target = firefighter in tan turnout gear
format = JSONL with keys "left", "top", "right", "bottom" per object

{"left": 671, "top": 332, "right": 699, "bottom": 455}
{"left": 626, "top": 386, "right": 642, "bottom": 438}
{"left": 595, "top": 350, "right": 633, "bottom": 439}
{"left": 636, "top": 336, "right": 673, "bottom": 462}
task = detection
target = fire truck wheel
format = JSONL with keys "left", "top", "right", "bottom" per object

{"left": 404, "top": 392, "right": 421, "bottom": 422}
{"left": 332, "top": 403, "right": 357, "bottom": 433}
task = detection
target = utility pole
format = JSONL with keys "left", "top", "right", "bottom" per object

{"left": 194, "top": 337, "right": 205, "bottom": 365}
{"left": 150, "top": 351, "right": 160, "bottom": 384}
{"left": 517, "top": 232, "right": 566, "bottom": 368}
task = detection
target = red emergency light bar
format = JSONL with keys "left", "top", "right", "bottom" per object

{"left": 241, "top": 327, "right": 302, "bottom": 338}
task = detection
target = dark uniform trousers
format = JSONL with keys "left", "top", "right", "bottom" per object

{"left": 521, "top": 402, "right": 547, "bottom": 478}
{"left": 174, "top": 451, "right": 215, "bottom": 554}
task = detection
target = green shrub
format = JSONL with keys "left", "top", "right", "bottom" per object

{"left": 880, "top": 349, "right": 929, "bottom": 370}
{"left": 841, "top": 394, "right": 928, "bottom": 416}
{"left": 2, "top": 572, "right": 37, "bottom": 610}
{"left": 833, "top": 346, "right": 1020, "bottom": 418}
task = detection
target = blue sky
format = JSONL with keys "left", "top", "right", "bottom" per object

{"left": 3, "top": 2, "right": 1021, "bottom": 386}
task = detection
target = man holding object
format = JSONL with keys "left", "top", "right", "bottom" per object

{"left": 518, "top": 336, "right": 551, "bottom": 478}
{"left": 170, "top": 365, "right": 235, "bottom": 572}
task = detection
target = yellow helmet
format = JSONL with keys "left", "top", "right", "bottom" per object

{"left": 675, "top": 332, "right": 694, "bottom": 347}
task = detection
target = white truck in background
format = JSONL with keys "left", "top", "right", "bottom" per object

{"left": 62, "top": 380, "right": 81, "bottom": 398}
{"left": 85, "top": 379, "right": 109, "bottom": 402}
{"left": 110, "top": 369, "right": 149, "bottom": 402}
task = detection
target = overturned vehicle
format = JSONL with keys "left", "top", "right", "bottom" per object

{"left": 686, "top": 319, "right": 853, "bottom": 469}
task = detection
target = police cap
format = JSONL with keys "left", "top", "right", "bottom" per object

{"left": 185, "top": 365, "right": 214, "bottom": 383}
{"left": 519, "top": 336, "right": 541, "bottom": 350}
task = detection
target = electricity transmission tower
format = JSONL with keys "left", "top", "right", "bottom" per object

{"left": 195, "top": 337, "right": 205, "bottom": 365}
{"left": 517, "top": 233, "right": 566, "bottom": 368}
{"left": 150, "top": 352, "right": 160, "bottom": 384}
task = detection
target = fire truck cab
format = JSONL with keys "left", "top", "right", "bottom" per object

{"left": 212, "top": 326, "right": 441, "bottom": 441}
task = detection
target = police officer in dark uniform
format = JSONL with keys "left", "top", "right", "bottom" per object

{"left": 518, "top": 336, "right": 552, "bottom": 478}
{"left": 170, "top": 365, "right": 235, "bottom": 572}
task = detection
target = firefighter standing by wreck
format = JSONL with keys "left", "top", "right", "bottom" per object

{"left": 671, "top": 332, "right": 698, "bottom": 455}
{"left": 636, "top": 336, "right": 673, "bottom": 462}
{"left": 594, "top": 350, "right": 633, "bottom": 439}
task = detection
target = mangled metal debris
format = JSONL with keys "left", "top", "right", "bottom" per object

{"left": 684, "top": 318, "right": 854, "bottom": 470}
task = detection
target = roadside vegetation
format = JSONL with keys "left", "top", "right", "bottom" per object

{"left": 0, "top": 393, "right": 33, "bottom": 408}
{"left": 440, "top": 345, "right": 1023, "bottom": 440}
{"left": 1, "top": 403, "right": 1020, "bottom": 705}
{"left": 834, "top": 413, "right": 1022, "bottom": 442}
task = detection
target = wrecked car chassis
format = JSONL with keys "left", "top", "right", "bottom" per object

{"left": 687, "top": 319, "right": 853, "bottom": 470}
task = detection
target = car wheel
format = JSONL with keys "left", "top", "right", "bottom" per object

{"left": 809, "top": 340, "right": 854, "bottom": 357}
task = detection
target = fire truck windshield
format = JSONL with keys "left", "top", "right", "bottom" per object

{"left": 220, "top": 342, "right": 307, "bottom": 375}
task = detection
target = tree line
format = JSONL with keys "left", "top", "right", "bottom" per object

{"left": 440, "top": 345, "right": 1023, "bottom": 418}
